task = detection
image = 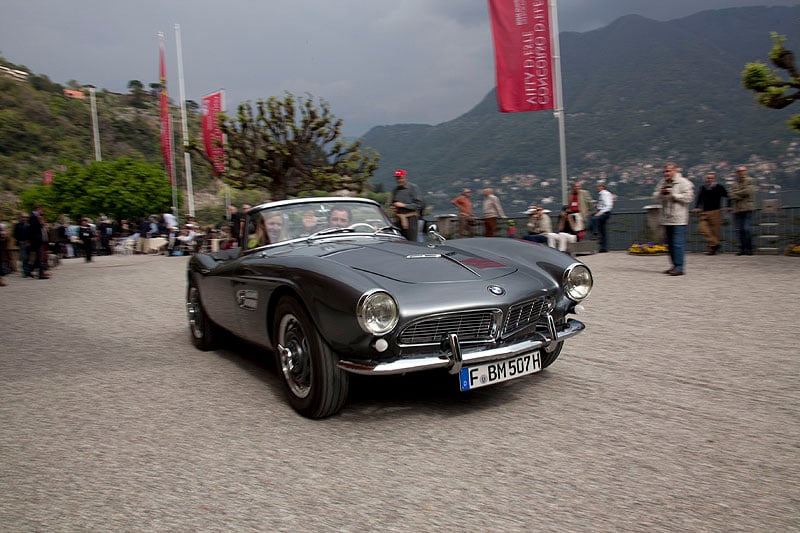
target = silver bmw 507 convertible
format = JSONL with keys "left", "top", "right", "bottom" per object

{"left": 187, "top": 197, "right": 592, "bottom": 418}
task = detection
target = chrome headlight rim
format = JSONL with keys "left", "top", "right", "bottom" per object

{"left": 563, "top": 263, "right": 593, "bottom": 302}
{"left": 356, "top": 289, "right": 399, "bottom": 335}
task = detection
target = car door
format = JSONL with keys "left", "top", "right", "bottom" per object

{"left": 227, "top": 252, "right": 283, "bottom": 348}
{"left": 199, "top": 259, "right": 243, "bottom": 335}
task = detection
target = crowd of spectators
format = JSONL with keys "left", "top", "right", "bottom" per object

{"left": 0, "top": 208, "right": 240, "bottom": 286}
{"left": 521, "top": 180, "right": 612, "bottom": 253}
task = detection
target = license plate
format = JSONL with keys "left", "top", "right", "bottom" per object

{"left": 459, "top": 352, "right": 541, "bottom": 391}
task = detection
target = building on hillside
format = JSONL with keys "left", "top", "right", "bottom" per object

{"left": 0, "top": 65, "right": 29, "bottom": 82}
{"left": 63, "top": 89, "right": 86, "bottom": 99}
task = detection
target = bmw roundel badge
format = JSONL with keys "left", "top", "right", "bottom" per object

{"left": 487, "top": 285, "right": 505, "bottom": 296}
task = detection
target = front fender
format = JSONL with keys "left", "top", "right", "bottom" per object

{"left": 259, "top": 257, "right": 387, "bottom": 356}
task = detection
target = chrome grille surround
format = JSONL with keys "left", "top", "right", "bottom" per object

{"left": 502, "top": 297, "right": 550, "bottom": 337}
{"left": 398, "top": 309, "right": 501, "bottom": 347}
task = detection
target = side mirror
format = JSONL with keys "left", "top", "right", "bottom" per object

{"left": 426, "top": 224, "right": 445, "bottom": 246}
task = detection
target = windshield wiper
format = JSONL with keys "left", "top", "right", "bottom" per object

{"left": 307, "top": 227, "right": 355, "bottom": 239}
{"left": 374, "top": 225, "right": 400, "bottom": 235}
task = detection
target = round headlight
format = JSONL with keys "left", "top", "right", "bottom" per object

{"left": 564, "top": 264, "right": 593, "bottom": 302}
{"left": 357, "top": 290, "right": 399, "bottom": 335}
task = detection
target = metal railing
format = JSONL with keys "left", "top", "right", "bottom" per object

{"left": 433, "top": 206, "right": 800, "bottom": 253}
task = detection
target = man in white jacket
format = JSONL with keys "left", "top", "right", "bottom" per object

{"left": 654, "top": 163, "right": 695, "bottom": 276}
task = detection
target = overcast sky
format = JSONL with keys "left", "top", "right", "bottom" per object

{"left": 2, "top": 1, "right": 800, "bottom": 137}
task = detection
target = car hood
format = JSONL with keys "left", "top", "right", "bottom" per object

{"left": 326, "top": 240, "right": 517, "bottom": 283}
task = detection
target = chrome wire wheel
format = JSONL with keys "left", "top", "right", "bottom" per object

{"left": 273, "top": 295, "right": 349, "bottom": 418}
{"left": 277, "top": 314, "right": 312, "bottom": 399}
{"left": 186, "top": 282, "right": 217, "bottom": 350}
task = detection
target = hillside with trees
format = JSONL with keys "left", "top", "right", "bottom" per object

{"left": 0, "top": 60, "right": 382, "bottom": 223}
{"left": 0, "top": 60, "right": 215, "bottom": 220}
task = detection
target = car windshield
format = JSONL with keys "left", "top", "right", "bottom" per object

{"left": 244, "top": 199, "right": 395, "bottom": 250}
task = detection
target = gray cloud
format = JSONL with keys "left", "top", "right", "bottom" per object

{"left": 2, "top": 0, "right": 799, "bottom": 136}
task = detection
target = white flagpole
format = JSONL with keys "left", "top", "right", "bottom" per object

{"left": 550, "top": 0, "right": 568, "bottom": 206}
{"left": 88, "top": 85, "right": 102, "bottom": 161}
{"left": 175, "top": 23, "right": 195, "bottom": 216}
{"left": 225, "top": 184, "right": 231, "bottom": 222}
{"left": 159, "top": 32, "right": 178, "bottom": 219}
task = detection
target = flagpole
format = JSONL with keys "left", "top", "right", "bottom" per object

{"left": 159, "top": 32, "right": 178, "bottom": 218}
{"left": 175, "top": 23, "right": 195, "bottom": 217}
{"left": 550, "top": 0, "right": 568, "bottom": 206}
{"left": 88, "top": 85, "right": 102, "bottom": 161}
{"left": 220, "top": 89, "right": 227, "bottom": 176}
{"left": 225, "top": 184, "right": 231, "bottom": 223}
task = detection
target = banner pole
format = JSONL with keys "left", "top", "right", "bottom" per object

{"left": 175, "top": 23, "right": 195, "bottom": 216}
{"left": 550, "top": 0, "right": 568, "bottom": 206}
{"left": 159, "top": 32, "right": 178, "bottom": 219}
{"left": 225, "top": 184, "right": 231, "bottom": 223}
{"left": 221, "top": 89, "right": 227, "bottom": 166}
{"left": 88, "top": 86, "right": 102, "bottom": 161}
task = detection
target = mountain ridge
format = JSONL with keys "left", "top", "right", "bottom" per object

{"left": 361, "top": 5, "right": 800, "bottom": 212}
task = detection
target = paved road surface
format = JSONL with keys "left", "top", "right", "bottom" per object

{"left": 1, "top": 251, "right": 798, "bottom": 532}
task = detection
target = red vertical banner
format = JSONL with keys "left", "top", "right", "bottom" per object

{"left": 159, "top": 38, "right": 175, "bottom": 185}
{"left": 43, "top": 169, "right": 53, "bottom": 185}
{"left": 201, "top": 91, "right": 226, "bottom": 175}
{"left": 487, "top": 0, "right": 555, "bottom": 113}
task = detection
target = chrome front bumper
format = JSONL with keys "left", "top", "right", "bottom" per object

{"left": 338, "top": 317, "right": 585, "bottom": 376}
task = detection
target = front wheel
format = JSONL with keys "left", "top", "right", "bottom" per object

{"left": 186, "top": 281, "right": 219, "bottom": 350}
{"left": 273, "top": 296, "right": 349, "bottom": 418}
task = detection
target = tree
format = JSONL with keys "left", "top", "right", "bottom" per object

{"left": 127, "top": 80, "right": 144, "bottom": 93}
{"left": 20, "top": 158, "right": 173, "bottom": 221}
{"left": 29, "top": 74, "right": 62, "bottom": 94}
{"left": 215, "top": 92, "right": 379, "bottom": 200}
{"left": 742, "top": 32, "right": 800, "bottom": 132}
{"left": 127, "top": 79, "right": 147, "bottom": 109}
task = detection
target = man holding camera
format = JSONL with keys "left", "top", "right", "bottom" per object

{"left": 653, "top": 163, "right": 694, "bottom": 276}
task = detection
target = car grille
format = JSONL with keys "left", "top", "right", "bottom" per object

{"left": 502, "top": 298, "right": 548, "bottom": 336}
{"left": 399, "top": 310, "right": 498, "bottom": 345}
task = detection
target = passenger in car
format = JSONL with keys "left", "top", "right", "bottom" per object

{"left": 296, "top": 210, "right": 319, "bottom": 237}
{"left": 265, "top": 213, "right": 288, "bottom": 244}
{"left": 249, "top": 212, "right": 286, "bottom": 247}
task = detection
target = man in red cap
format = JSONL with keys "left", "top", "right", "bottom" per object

{"left": 390, "top": 169, "right": 424, "bottom": 241}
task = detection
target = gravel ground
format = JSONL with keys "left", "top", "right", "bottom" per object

{"left": 0, "top": 251, "right": 798, "bottom": 532}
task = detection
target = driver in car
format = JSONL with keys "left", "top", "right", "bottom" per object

{"left": 328, "top": 207, "right": 351, "bottom": 228}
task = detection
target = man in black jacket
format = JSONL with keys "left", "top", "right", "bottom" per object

{"left": 79, "top": 218, "right": 96, "bottom": 262}
{"left": 390, "top": 169, "right": 424, "bottom": 242}
{"left": 13, "top": 212, "right": 30, "bottom": 276}
{"left": 692, "top": 172, "right": 728, "bottom": 255}
{"left": 98, "top": 216, "right": 113, "bottom": 256}
{"left": 27, "top": 205, "right": 47, "bottom": 279}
